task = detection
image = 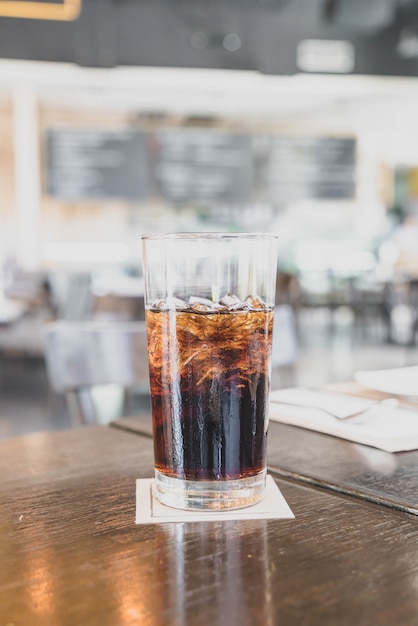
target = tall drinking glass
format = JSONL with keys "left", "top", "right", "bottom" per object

{"left": 142, "top": 233, "right": 278, "bottom": 510}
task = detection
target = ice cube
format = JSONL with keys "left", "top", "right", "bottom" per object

{"left": 219, "top": 293, "right": 249, "bottom": 311}
{"left": 219, "top": 294, "right": 242, "bottom": 308}
{"left": 189, "top": 296, "right": 215, "bottom": 306}
{"left": 188, "top": 296, "right": 212, "bottom": 304}
{"left": 229, "top": 302, "right": 250, "bottom": 311}
{"left": 244, "top": 295, "right": 267, "bottom": 310}
{"left": 190, "top": 303, "right": 212, "bottom": 312}
{"left": 150, "top": 296, "right": 189, "bottom": 311}
{"left": 187, "top": 296, "right": 217, "bottom": 313}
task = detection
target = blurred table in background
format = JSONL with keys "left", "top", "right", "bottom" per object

{"left": 0, "top": 295, "right": 25, "bottom": 326}
{"left": 0, "top": 272, "right": 53, "bottom": 357}
{"left": 91, "top": 271, "right": 145, "bottom": 321}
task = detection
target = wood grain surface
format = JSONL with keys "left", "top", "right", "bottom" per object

{"left": 112, "top": 383, "right": 418, "bottom": 515}
{"left": 1, "top": 426, "right": 418, "bottom": 626}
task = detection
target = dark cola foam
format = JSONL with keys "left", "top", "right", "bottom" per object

{"left": 146, "top": 304, "right": 273, "bottom": 481}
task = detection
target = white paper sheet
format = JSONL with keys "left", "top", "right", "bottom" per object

{"left": 269, "top": 388, "right": 381, "bottom": 419}
{"left": 354, "top": 365, "right": 418, "bottom": 396}
{"left": 269, "top": 388, "right": 418, "bottom": 452}
{"left": 135, "top": 475, "right": 295, "bottom": 524}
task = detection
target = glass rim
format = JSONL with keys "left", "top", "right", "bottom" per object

{"left": 141, "top": 232, "right": 278, "bottom": 241}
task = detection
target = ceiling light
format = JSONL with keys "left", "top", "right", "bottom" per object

{"left": 397, "top": 28, "right": 418, "bottom": 59}
{"left": 297, "top": 39, "right": 355, "bottom": 74}
{"left": 222, "top": 33, "right": 242, "bottom": 52}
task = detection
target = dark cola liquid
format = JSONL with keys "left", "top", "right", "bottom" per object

{"left": 146, "top": 303, "right": 273, "bottom": 481}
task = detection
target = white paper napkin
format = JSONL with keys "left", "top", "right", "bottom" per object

{"left": 270, "top": 388, "right": 382, "bottom": 419}
{"left": 269, "top": 388, "right": 418, "bottom": 452}
{"left": 135, "top": 475, "right": 295, "bottom": 524}
{"left": 354, "top": 365, "right": 418, "bottom": 396}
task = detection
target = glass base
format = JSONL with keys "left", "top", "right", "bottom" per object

{"left": 154, "top": 469, "right": 266, "bottom": 511}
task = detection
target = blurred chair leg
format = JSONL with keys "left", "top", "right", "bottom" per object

{"left": 65, "top": 389, "right": 97, "bottom": 426}
{"left": 410, "top": 312, "right": 418, "bottom": 347}
{"left": 44, "top": 387, "right": 71, "bottom": 428}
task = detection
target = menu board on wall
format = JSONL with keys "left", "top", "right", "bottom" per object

{"left": 46, "top": 129, "right": 148, "bottom": 201}
{"left": 152, "top": 129, "right": 254, "bottom": 205}
{"left": 268, "top": 136, "right": 356, "bottom": 204}
{"left": 45, "top": 127, "right": 356, "bottom": 206}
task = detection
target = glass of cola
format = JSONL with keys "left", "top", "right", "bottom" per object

{"left": 142, "top": 233, "right": 278, "bottom": 510}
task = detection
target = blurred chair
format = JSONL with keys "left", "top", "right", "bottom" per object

{"left": 43, "top": 320, "right": 149, "bottom": 426}
{"left": 270, "top": 305, "right": 299, "bottom": 390}
{"left": 407, "top": 278, "right": 418, "bottom": 346}
{"left": 59, "top": 273, "right": 93, "bottom": 320}
{"left": 349, "top": 278, "right": 392, "bottom": 343}
{"left": 272, "top": 304, "right": 298, "bottom": 367}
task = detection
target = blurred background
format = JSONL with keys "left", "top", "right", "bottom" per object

{"left": 1, "top": 0, "right": 418, "bottom": 437}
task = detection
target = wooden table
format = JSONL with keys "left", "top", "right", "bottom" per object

{"left": 112, "top": 383, "right": 418, "bottom": 516}
{"left": 2, "top": 424, "right": 418, "bottom": 625}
